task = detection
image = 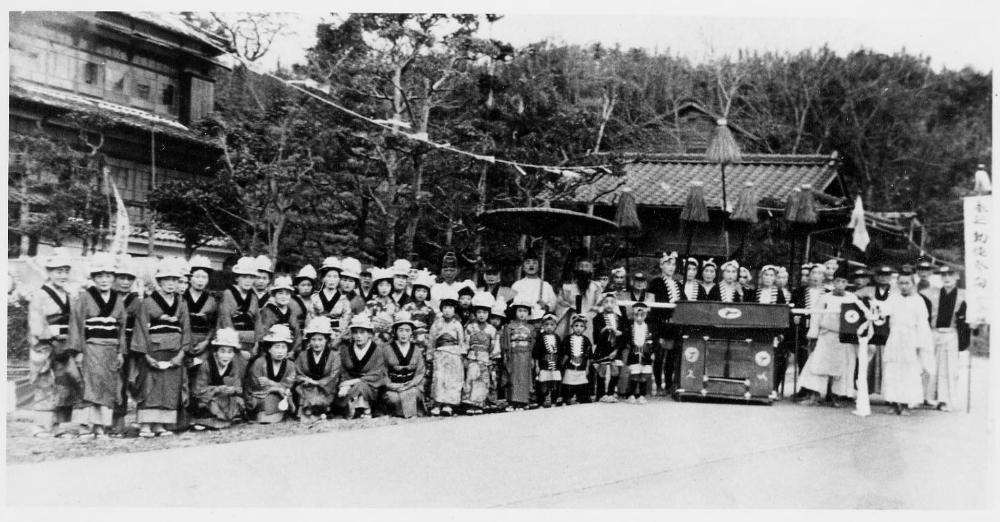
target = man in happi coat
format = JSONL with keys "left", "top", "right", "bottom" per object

{"left": 920, "top": 266, "right": 968, "bottom": 411}
{"left": 336, "top": 314, "right": 386, "bottom": 419}
{"left": 26, "top": 249, "right": 82, "bottom": 437}
{"left": 217, "top": 256, "right": 261, "bottom": 359}
{"left": 67, "top": 253, "right": 128, "bottom": 438}
{"left": 381, "top": 311, "right": 426, "bottom": 418}
{"left": 191, "top": 328, "right": 247, "bottom": 430}
{"left": 797, "top": 265, "right": 859, "bottom": 407}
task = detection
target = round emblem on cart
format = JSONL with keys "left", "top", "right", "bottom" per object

{"left": 844, "top": 310, "right": 860, "bottom": 324}
{"left": 718, "top": 307, "right": 742, "bottom": 320}
{"left": 755, "top": 351, "right": 771, "bottom": 367}
{"left": 684, "top": 347, "right": 700, "bottom": 363}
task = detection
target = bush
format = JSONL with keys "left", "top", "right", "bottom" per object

{"left": 6, "top": 295, "right": 30, "bottom": 363}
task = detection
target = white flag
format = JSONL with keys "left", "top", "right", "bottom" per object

{"left": 847, "top": 195, "right": 870, "bottom": 252}
{"left": 109, "top": 177, "right": 131, "bottom": 257}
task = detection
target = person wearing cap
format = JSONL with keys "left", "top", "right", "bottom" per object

{"left": 915, "top": 257, "right": 934, "bottom": 292}
{"left": 132, "top": 257, "right": 193, "bottom": 437}
{"left": 430, "top": 251, "right": 476, "bottom": 312}
{"left": 592, "top": 293, "right": 624, "bottom": 402}
{"left": 26, "top": 248, "right": 81, "bottom": 437}
{"left": 880, "top": 271, "right": 934, "bottom": 416}
{"left": 622, "top": 301, "right": 657, "bottom": 405}
{"left": 293, "top": 317, "right": 342, "bottom": 422}
{"left": 190, "top": 328, "right": 247, "bottom": 430}
{"left": 336, "top": 314, "right": 387, "bottom": 420}
{"left": 607, "top": 266, "right": 628, "bottom": 294}
{"left": 681, "top": 257, "right": 704, "bottom": 301}
{"left": 111, "top": 256, "right": 143, "bottom": 435}
{"left": 67, "top": 252, "right": 128, "bottom": 438}
{"left": 699, "top": 258, "right": 719, "bottom": 300}
{"left": 554, "top": 256, "right": 603, "bottom": 340}
{"left": 403, "top": 269, "right": 437, "bottom": 332}
{"left": 510, "top": 249, "right": 557, "bottom": 315}
{"left": 478, "top": 261, "right": 516, "bottom": 305}
{"left": 217, "top": 256, "right": 261, "bottom": 360}
{"left": 255, "top": 275, "right": 303, "bottom": 357}
{"left": 710, "top": 260, "right": 744, "bottom": 302}
{"left": 797, "top": 265, "right": 859, "bottom": 407}
{"left": 252, "top": 255, "right": 274, "bottom": 307}
{"left": 461, "top": 292, "right": 498, "bottom": 414}
{"left": 560, "top": 313, "right": 593, "bottom": 405}
{"left": 533, "top": 313, "right": 562, "bottom": 408}
{"left": 920, "top": 266, "right": 968, "bottom": 412}
{"left": 501, "top": 296, "right": 537, "bottom": 411}
{"left": 389, "top": 259, "right": 413, "bottom": 309}
{"left": 290, "top": 264, "right": 316, "bottom": 332}
{"left": 427, "top": 288, "right": 468, "bottom": 416}
{"left": 246, "top": 324, "right": 298, "bottom": 423}
{"left": 799, "top": 263, "right": 814, "bottom": 286}
{"left": 616, "top": 271, "right": 655, "bottom": 320}
{"left": 381, "top": 311, "right": 426, "bottom": 418}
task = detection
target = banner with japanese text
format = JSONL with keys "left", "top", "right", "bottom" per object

{"left": 963, "top": 195, "right": 991, "bottom": 325}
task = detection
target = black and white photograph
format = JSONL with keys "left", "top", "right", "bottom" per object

{"left": 3, "top": 0, "right": 997, "bottom": 513}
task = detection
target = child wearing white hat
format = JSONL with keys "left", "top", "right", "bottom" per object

{"left": 190, "top": 328, "right": 247, "bottom": 430}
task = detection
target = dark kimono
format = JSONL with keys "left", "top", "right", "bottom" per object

{"left": 290, "top": 294, "right": 310, "bottom": 331}
{"left": 246, "top": 354, "right": 296, "bottom": 423}
{"left": 293, "top": 346, "right": 341, "bottom": 416}
{"left": 754, "top": 286, "right": 788, "bottom": 304}
{"left": 381, "top": 341, "right": 425, "bottom": 418}
{"left": 191, "top": 354, "right": 246, "bottom": 429}
{"left": 706, "top": 281, "right": 743, "bottom": 302}
{"left": 27, "top": 284, "right": 81, "bottom": 424}
{"left": 115, "top": 291, "right": 141, "bottom": 424}
{"left": 501, "top": 320, "right": 536, "bottom": 404}
{"left": 184, "top": 289, "right": 219, "bottom": 355}
{"left": 217, "top": 286, "right": 259, "bottom": 355}
{"left": 336, "top": 339, "right": 386, "bottom": 416}
{"left": 681, "top": 280, "right": 705, "bottom": 301}
{"left": 67, "top": 287, "right": 128, "bottom": 427}
{"left": 255, "top": 302, "right": 303, "bottom": 354}
{"left": 131, "top": 291, "right": 192, "bottom": 425}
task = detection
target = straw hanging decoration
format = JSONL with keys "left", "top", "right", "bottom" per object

{"left": 680, "top": 181, "right": 710, "bottom": 283}
{"left": 730, "top": 181, "right": 758, "bottom": 262}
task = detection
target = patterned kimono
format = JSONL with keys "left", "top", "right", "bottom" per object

{"left": 132, "top": 291, "right": 192, "bottom": 425}
{"left": 68, "top": 287, "right": 128, "bottom": 427}
{"left": 336, "top": 339, "right": 386, "bottom": 414}
{"left": 217, "top": 286, "right": 259, "bottom": 355}
{"left": 462, "top": 321, "right": 498, "bottom": 408}
{"left": 311, "top": 289, "right": 354, "bottom": 336}
{"left": 27, "top": 284, "right": 81, "bottom": 425}
{"left": 293, "top": 346, "right": 341, "bottom": 416}
{"left": 402, "top": 300, "right": 436, "bottom": 330}
{"left": 256, "top": 302, "right": 303, "bottom": 354}
{"left": 429, "top": 316, "right": 467, "bottom": 406}
{"left": 245, "top": 354, "right": 296, "bottom": 423}
{"left": 366, "top": 296, "right": 399, "bottom": 342}
{"left": 381, "top": 341, "right": 425, "bottom": 418}
{"left": 501, "top": 319, "right": 536, "bottom": 405}
{"left": 191, "top": 354, "right": 246, "bottom": 429}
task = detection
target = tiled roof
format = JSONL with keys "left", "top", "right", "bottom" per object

{"left": 120, "top": 12, "right": 231, "bottom": 55}
{"left": 560, "top": 153, "right": 840, "bottom": 209}
{"left": 128, "top": 228, "right": 231, "bottom": 249}
{"left": 10, "top": 81, "right": 220, "bottom": 149}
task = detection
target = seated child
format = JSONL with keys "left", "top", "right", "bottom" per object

{"left": 191, "top": 328, "right": 247, "bottom": 430}
{"left": 245, "top": 324, "right": 297, "bottom": 423}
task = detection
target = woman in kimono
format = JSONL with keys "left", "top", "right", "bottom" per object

{"left": 255, "top": 275, "right": 303, "bottom": 357}
{"left": 754, "top": 265, "right": 788, "bottom": 304}
{"left": 67, "top": 252, "right": 128, "bottom": 438}
{"left": 181, "top": 256, "right": 218, "bottom": 426}
{"left": 681, "top": 257, "right": 704, "bottom": 301}
{"left": 428, "top": 288, "right": 467, "bottom": 416}
{"left": 190, "top": 328, "right": 247, "bottom": 430}
{"left": 312, "top": 257, "right": 348, "bottom": 333}
{"left": 709, "top": 260, "right": 743, "bottom": 302}
{"left": 881, "top": 272, "right": 933, "bottom": 415}
{"left": 501, "top": 296, "right": 536, "bottom": 411}
{"left": 293, "top": 317, "right": 341, "bottom": 422}
{"left": 111, "top": 257, "right": 142, "bottom": 435}
{"left": 381, "top": 311, "right": 425, "bottom": 418}
{"left": 27, "top": 249, "right": 81, "bottom": 437}
{"left": 217, "top": 256, "right": 260, "bottom": 359}
{"left": 132, "top": 258, "right": 192, "bottom": 437}
{"left": 336, "top": 314, "right": 386, "bottom": 419}
{"left": 699, "top": 259, "right": 719, "bottom": 300}
{"left": 337, "top": 258, "right": 369, "bottom": 314}
{"left": 291, "top": 264, "right": 316, "bottom": 331}
{"left": 245, "top": 324, "right": 297, "bottom": 423}
{"left": 366, "top": 267, "right": 399, "bottom": 343}
{"left": 462, "top": 292, "right": 498, "bottom": 414}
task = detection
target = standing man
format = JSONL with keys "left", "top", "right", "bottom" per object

{"left": 648, "top": 252, "right": 683, "bottom": 396}
{"left": 478, "top": 261, "right": 516, "bottom": 305}
{"left": 510, "top": 249, "right": 557, "bottom": 315}
{"left": 921, "top": 266, "right": 967, "bottom": 411}
{"left": 430, "top": 251, "right": 475, "bottom": 312}
{"left": 915, "top": 257, "right": 935, "bottom": 292}
{"left": 554, "top": 256, "right": 603, "bottom": 338}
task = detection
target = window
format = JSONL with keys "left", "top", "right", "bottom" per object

{"left": 83, "top": 62, "right": 99, "bottom": 84}
{"left": 161, "top": 84, "right": 174, "bottom": 106}
{"left": 136, "top": 83, "right": 150, "bottom": 100}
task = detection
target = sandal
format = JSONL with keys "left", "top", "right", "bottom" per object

{"left": 138, "top": 426, "right": 155, "bottom": 438}
{"left": 32, "top": 429, "right": 53, "bottom": 439}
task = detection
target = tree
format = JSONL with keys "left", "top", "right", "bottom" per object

{"left": 147, "top": 178, "right": 244, "bottom": 258}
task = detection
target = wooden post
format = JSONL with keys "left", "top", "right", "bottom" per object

{"left": 147, "top": 130, "right": 156, "bottom": 256}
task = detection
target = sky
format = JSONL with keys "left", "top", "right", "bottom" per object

{"left": 251, "top": 1, "right": 997, "bottom": 73}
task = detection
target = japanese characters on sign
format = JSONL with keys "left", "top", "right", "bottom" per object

{"left": 963, "top": 196, "right": 992, "bottom": 324}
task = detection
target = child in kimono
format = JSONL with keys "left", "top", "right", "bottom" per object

{"left": 502, "top": 297, "right": 536, "bottom": 411}
{"left": 560, "top": 314, "right": 593, "bottom": 405}
{"left": 592, "top": 293, "right": 623, "bottom": 403}
{"left": 414, "top": 320, "right": 433, "bottom": 401}
{"left": 381, "top": 312, "right": 425, "bottom": 418}
{"left": 366, "top": 267, "right": 399, "bottom": 343}
{"left": 67, "top": 252, "right": 128, "bottom": 438}
{"left": 191, "top": 328, "right": 246, "bottom": 430}
{"left": 217, "top": 256, "right": 260, "bottom": 359}
{"left": 462, "top": 292, "right": 498, "bottom": 414}
{"left": 457, "top": 285, "right": 476, "bottom": 325}
{"left": 623, "top": 302, "right": 656, "bottom": 404}
{"left": 428, "top": 289, "right": 467, "bottom": 416}
{"left": 294, "top": 317, "right": 341, "bottom": 422}
{"left": 534, "top": 313, "right": 562, "bottom": 407}
{"left": 336, "top": 314, "right": 387, "bottom": 419}
{"left": 402, "top": 270, "right": 437, "bottom": 332}
{"left": 488, "top": 300, "right": 508, "bottom": 406}
{"left": 256, "top": 275, "right": 303, "bottom": 357}
{"left": 132, "top": 258, "right": 192, "bottom": 437}
{"left": 27, "top": 249, "right": 80, "bottom": 437}
{"left": 246, "top": 324, "right": 297, "bottom": 423}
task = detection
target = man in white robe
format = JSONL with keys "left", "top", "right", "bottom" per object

{"left": 881, "top": 272, "right": 933, "bottom": 415}
{"left": 510, "top": 249, "right": 557, "bottom": 315}
{"left": 798, "top": 266, "right": 859, "bottom": 406}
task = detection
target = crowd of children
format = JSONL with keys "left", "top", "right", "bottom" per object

{"left": 23, "top": 247, "right": 969, "bottom": 438}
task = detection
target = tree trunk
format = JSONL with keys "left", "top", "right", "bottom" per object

{"left": 472, "top": 164, "right": 489, "bottom": 264}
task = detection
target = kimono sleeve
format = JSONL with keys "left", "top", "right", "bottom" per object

{"left": 254, "top": 306, "right": 274, "bottom": 344}
{"left": 130, "top": 298, "right": 152, "bottom": 355}
{"left": 27, "top": 289, "right": 49, "bottom": 345}
{"left": 177, "top": 298, "right": 193, "bottom": 354}
{"left": 279, "top": 361, "right": 297, "bottom": 390}
{"left": 66, "top": 294, "right": 85, "bottom": 356}
{"left": 318, "top": 351, "right": 342, "bottom": 393}
{"left": 114, "top": 297, "right": 128, "bottom": 355}
{"left": 192, "top": 360, "right": 224, "bottom": 402}
{"left": 216, "top": 291, "right": 235, "bottom": 330}
{"left": 289, "top": 308, "right": 303, "bottom": 353}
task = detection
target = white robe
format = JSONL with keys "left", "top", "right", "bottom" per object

{"left": 510, "top": 277, "right": 557, "bottom": 311}
{"left": 881, "top": 293, "right": 933, "bottom": 405}
{"left": 798, "top": 292, "right": 858, "bottom": 397}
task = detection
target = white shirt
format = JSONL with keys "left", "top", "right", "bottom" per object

{"left": 511, "top": 277, "right": 557, "bottom": 311}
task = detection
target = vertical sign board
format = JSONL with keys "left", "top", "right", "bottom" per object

{"left": 963, "top": 196, "right": 992, "bottom": 325}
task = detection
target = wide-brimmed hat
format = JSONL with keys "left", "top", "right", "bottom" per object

{"left": 43, "top": 248, "right": 73, "bottom": 270}
{"left": 348, "top": 313, "right": 374, "bottom": 331}
{"left": 188, "top": 255, "right": 213, "bottom": 275}
{"left": 471, "top": 291, "right": 496, "bottom": 311}
{"left": 231, "top": 256, "right": 259, "bottom": 276}
{"left": 262, "top": 324, "right": 293, "bottom": 344}
{"left": 293, "top": 264, "right": 317, "bottom": 285}
{"left": 255, "top": 255, "right": 274, "bottom": 275}
{"left": 114, "top": 255, "right": 138, "bottom": 277}
{"left": 509, "top": 296, "right": 534, "bottom": 313}
{"left": 371, "top": 267, "right": 395, "bottom": 284}
{"left": 391, "top": 259, "right": 412, "bottom": 277}
{"left": 412, "top": 269, "right": 436, "bottom": 291}
{"left": 392, "top": 310, "right": 415, "bottom": 330}
{"left": 155, "top": 257, "right": 186, "bottom": 280}
{"left": 211, "top": 327, "right": 241, "bottom": 348}
{"left": 490, "top": 299, "right": 508, "bottom": 320}
{"left": 270, "top": 275, "right": 295, "bottom": 293}
{"left": 339, "top": 257, "right": 362, "bottom": 281}
{"left": 303, "top": 317, "right": 334, "bottom": 337}
{"left": 318, "top": 256, "right": 342, "bottom": 277}
{"left": 87, "top": 252, "right": 117, "bottom": 275}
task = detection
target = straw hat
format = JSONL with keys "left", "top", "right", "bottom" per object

{"left": 391, "top": 259, "right": 412, "bottom": 277}
{"left": 412, "top": 269, "right": 436, "bottom": 291}
{"left": 269, "top": 275, "right": 295, "bottom": 293}
{"left": 231, "top": 256, "right": 259, "bottom": 276}
{"left": 114, "top": 255, "right": 138, "bottom": 277}
{"left": 293, "top": 264, "right": 317, "bottom": 285}
{"left": 318, "top": 256, "right": 342, "bottom": 277}
{"left": 43, "top": 248, "right": 73, "bottom": 270}
{"left": 371, "top": 267, "right": 395, "bottom": 284}
{"left": 211, "top": 327, "right": 241, "bottom": 348}
{"left": 348, "top": 313, "right": 374, "bottom": 331}
{"left": 261, "top": 324, "right": 293, "bottom": 344}
{"left": 188, "top": 255, "right": 213, "bottom": 274}
{"left": 509, "top": 295, "right": 534, "bottom": 313}
{"left": 155, "top": 257, "right": 186, "bottom": 279}
{"left": 303, "top": 317, "right": 334, "bottom": 337}
{"left": 437, "top": 287, "right": 460, "bottom": 309}
{"left": 490, "top": 299, "right": 508, "bottom": 320}
{"left": 87, "top": 252, "right": 117, "bottom": 275}
{"left": 392, "top": 310, "right": 415, "bottom": 330}
{"left": 339, "top": 257, "right": 362, "bottom": 280}
{"left": 471, "top": 291, "right": 496, "bottom": 311}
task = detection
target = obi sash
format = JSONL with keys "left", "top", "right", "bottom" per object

{"left": 41, "top": 285, "right": 70, "bottom": 336}
{"left": 229, "top": 287, "right": 254, "bottom": 331}
{"left": 387, "top": 342, "right": 416, "bottom": 383}
{"left": 83, "top": 287, "right": 119, "bottom": 340}
{"left": 185, "top": 290, "right": 212, "bottom": 335}
{"left": 149, "top": 292, "right": 182, "bottom": 336}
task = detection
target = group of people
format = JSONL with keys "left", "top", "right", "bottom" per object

{"left": 24, "top": 245, "right": 968, "bottom": 438}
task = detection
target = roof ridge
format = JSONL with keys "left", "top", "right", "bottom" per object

{"left": 620, "top": 152, "right": 837, "bottom": 165}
